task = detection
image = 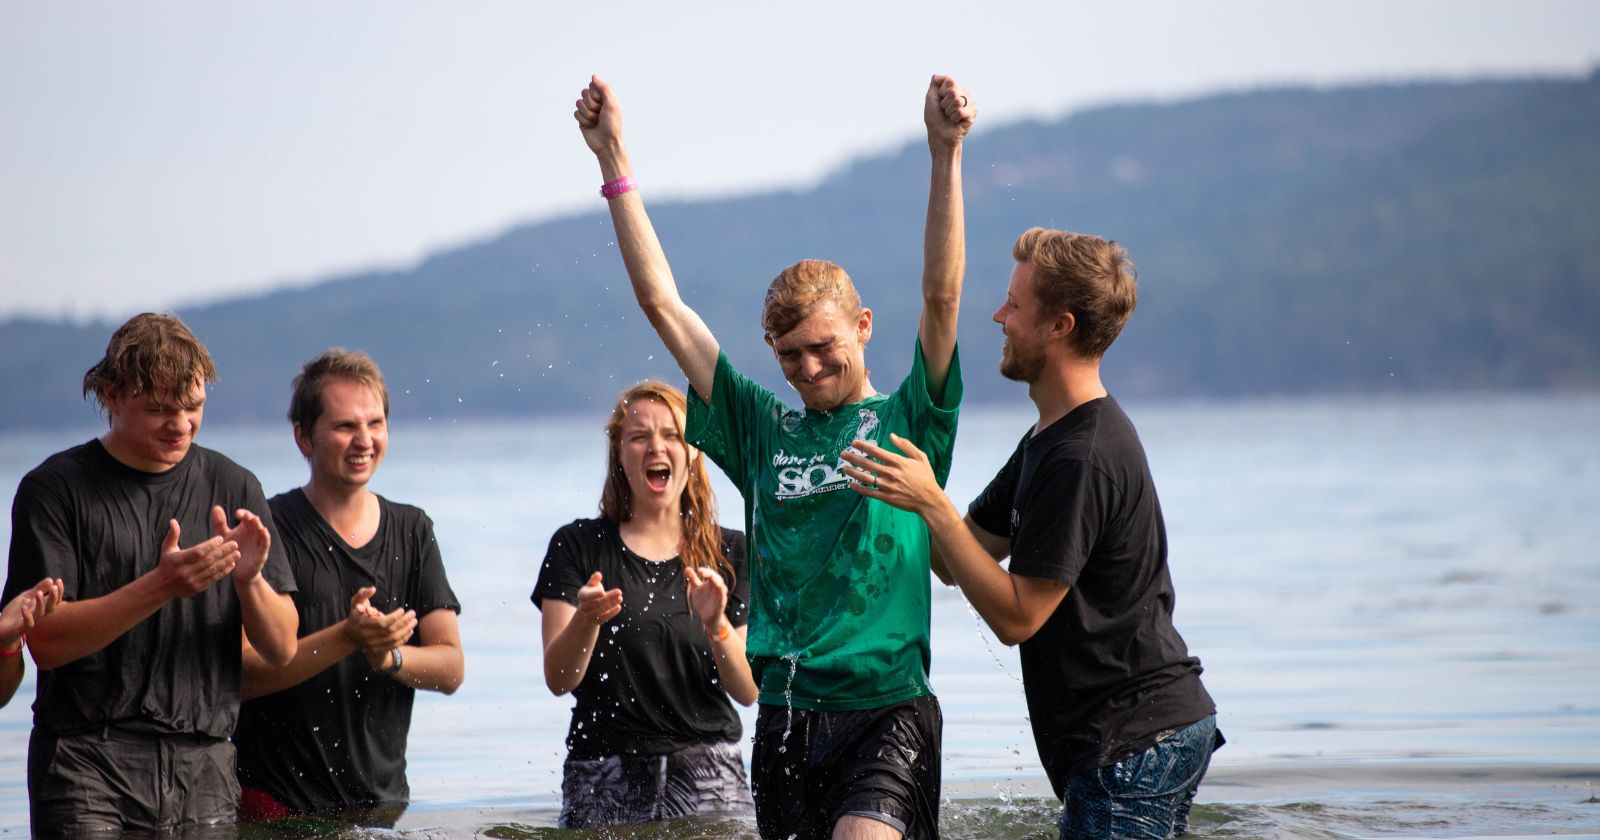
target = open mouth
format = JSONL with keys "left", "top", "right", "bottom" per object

{"left": 644, "top": 464, "right": 672, "bottom": 491}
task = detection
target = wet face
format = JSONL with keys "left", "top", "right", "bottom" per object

{"left": 768, "top": 300, "right": 872, "bottom": 411}
{"left": 618, "top": 397, "right": 691, "bottom": 515}
{"left": 297, "top": 379, "right": 388, "bottom": 490}
{"left": 102, "top": 378, "right": 206, "bottom": 473}
{"left": 993, "top": 261, "right": 1054, "bottom": 383}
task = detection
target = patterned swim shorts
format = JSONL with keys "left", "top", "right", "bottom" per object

{"left": 560, "top": 739, "right": 754, "bottom": 828}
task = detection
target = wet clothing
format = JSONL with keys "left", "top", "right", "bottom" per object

{"left": 1057, "top": 714, "right": 1218, "bottom": 839}
{"left": 27, "top": 727, "right": 238, "bottom": 839}
{"left": 3, "top": 439, "right": 295, "bottom": 832}
{"left": 234, "top": 488, "right": 460, "bottom": 815}
{"left": 968, "top": 396, "right": 1218, "bottom": 799}
{"left": 533, "top": 518, "right": 748, "bottom": 760}
{"left": 685, "top": 340, "right": 962, "bottom": 711}
{"left": 750, "top": 694, "right": 943, "bottom": 840}
{"left": 558, "top": 740, "right": 753, "bottom": 828}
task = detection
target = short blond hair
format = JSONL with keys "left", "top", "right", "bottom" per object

{"left": 1013, "top": 227, "right": 1137, "bottom": 358}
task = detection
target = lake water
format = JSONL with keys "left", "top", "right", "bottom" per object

{"left": 1, "top": 392, "right": 1597, "bottom": 838}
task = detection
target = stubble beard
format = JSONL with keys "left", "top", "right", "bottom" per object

{"left": 998, "top": 343, "right": 1044, "bottom": 384}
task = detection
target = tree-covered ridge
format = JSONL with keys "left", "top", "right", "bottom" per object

{"left": 2, "top": 74, "right": 1596, "bottom": 429}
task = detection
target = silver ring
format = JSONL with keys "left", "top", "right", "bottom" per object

{"left": 959, "top": 95, "right": 968, "bottom": 107}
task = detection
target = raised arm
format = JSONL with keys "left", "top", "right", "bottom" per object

{"left": 919, "top": 74, "right": 976, "bottom": 396}
{"left": 575, "top": 76, "right": 721, "bottom": 401}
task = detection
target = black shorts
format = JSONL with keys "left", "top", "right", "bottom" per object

{"left": 28, "top": 726, "right": 239, "bottom": 838}
{"left": 751, "top": 694, "right": 942, "bottom": 840}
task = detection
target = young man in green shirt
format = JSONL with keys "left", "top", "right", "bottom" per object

{"left": 574, "top": 73, "right": 975, "bottom": 839}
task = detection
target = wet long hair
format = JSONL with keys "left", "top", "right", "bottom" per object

{"left": 599, "top": 381, "right": 731, "bottom": 585}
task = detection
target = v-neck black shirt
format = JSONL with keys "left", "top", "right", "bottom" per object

{"left": 233, "top": 488, "right": 459, "bottom": 812}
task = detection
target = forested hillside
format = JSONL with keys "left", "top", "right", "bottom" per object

{"left": 2, "top": 73, "right": 1596, "bottom": 429}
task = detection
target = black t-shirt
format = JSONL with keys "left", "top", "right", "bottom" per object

{"left": 233, "top": 488, "right": 460, "bottom": 813}
{"left": 532, "top": 518, "right": 748, "bottom": 760}
{"left": 2, "top": 439, "right": 296, "bottom": 738}
{"left": 969, "top": 397, "right": 1214, "bottom": 795}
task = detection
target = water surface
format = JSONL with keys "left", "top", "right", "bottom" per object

{"left": 1, "top": 393, "right": 1596, "bottom": 837}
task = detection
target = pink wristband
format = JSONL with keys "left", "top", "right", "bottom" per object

{"left": 0, "top": 635, "right": 23, "bottom": 657}
{"left": 600, "top": 175, "right": 637, "bottom": 200}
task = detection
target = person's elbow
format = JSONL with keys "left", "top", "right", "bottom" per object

{"left": 543, "top": 666, "right": 575, "bottom": 697}
{"left": 922, "top": 289, "right": 961, "bottom": 314}
{"left": 991, "top": 613, "right": 1049, "bottom": 647}
{"left": 24, "top": 628, "right": 76, "bottom": 671}
{"left": 434, "top": 650, "right": 466, "bottom": 696}
{"left": 256, "top": 634, "right": 298, "bottom": 669}
{"left": 729, "top": 684, "right": 759, "bottom": 707}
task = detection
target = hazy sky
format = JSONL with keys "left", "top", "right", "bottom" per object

{"left": 3, "top": 1, "right": 1597, "bottom": 320}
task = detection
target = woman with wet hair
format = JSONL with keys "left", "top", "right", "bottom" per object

{"left": 533, "top": 380, "right": 756, "bottom": 827}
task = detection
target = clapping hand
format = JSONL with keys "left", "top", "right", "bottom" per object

{"left": 576, "top": 571, "right": 624, "bottom": 626}
{"left": 0, "top": 577, "right": 64, "bottom": 649}
{"left": 684, "top": 566, "right": 729, "bottom": 633}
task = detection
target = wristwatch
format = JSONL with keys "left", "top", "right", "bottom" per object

{"left": 380, "top": 646, "right": 404, "bottom": 676}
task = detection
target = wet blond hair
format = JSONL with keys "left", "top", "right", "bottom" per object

{"left": 761, "top": 259, "right": 863, "bottom": 340}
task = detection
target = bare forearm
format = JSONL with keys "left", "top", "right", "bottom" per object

{"left": 922, "top": 501, "right": 1034, "bottom": 644}
{"left": 242, "top": 621, "right": 359, "bottom": 700}
{"left": 920, "top": 142, "right": 965, "bottom": 392}
{"left": 543, "top": 616, "right": 602, "bottom": 695}
{"left": 0, "top": 654, "right": 22, "bottom": 708}
{"left": 375, "top": 642, "right": 464, "bottom": 694}
{"left": 26, "top": 576, "right": 169, "bottom": 670}
{"left": 237, "top": 580, "right": 298, "bottom": 667}
{"left": 706, "top": 623, "right": 758, "bottom": 706}
{"left": 588, "top": 144, "right": 719, "bottom": 397}
{"left": 924, "top": 143, "right": 966, "bottom": 305}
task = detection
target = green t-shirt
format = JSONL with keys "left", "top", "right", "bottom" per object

{"left": 687, "top": 340, "right": 962, "bottom": 711}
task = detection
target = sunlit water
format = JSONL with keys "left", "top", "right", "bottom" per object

{"left": 1, "top": 393, "right": 1597, "bottom": 838}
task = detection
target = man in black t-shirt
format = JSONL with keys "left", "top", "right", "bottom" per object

{"left": 234, "top": 349, "right": 462, "bottom": 823}
{"left": 842, "top": 228, "right": 1222, "bottom": 839}
{"left": 2, "top": 313, "right": 300, "bottom": 837}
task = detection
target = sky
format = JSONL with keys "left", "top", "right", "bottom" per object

{"left": 2, "top": 1, "right": 1598, "bottom": 321}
